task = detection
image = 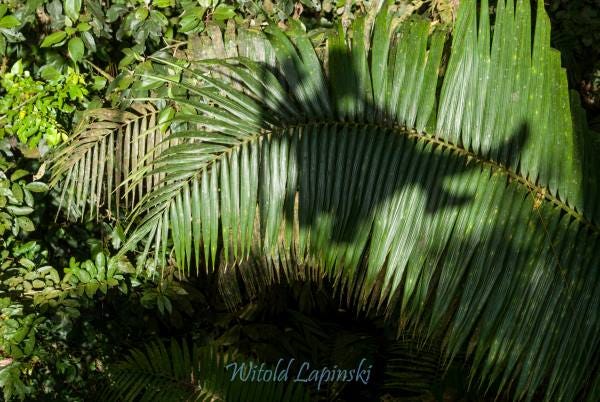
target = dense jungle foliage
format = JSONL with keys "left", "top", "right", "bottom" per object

{"left": 0, "top": 0, "right": 598, "bottom": 401}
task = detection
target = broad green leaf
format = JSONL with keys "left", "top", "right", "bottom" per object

{"left": 75, "top": 269, "right": 91, "bottom": 283}
{"left": 68, "top": 36, "right": 84, "bottom": 62}
{"left": 39, "top": 65, "right": 61, "bottom": 81}
{"left": 135, "top": 7, "right": 149, "bottom": 22}
{"left": 64, "top": 0, "right": 81, "bottom": 22}
{"left": 40, "top": 31, "right": 67, "bottom": 47}
{"left": 0, "top": 15, "right": 20, "bottom": 29}
{"left": 10, "top": 169, "right": 29, "bottom": 181}
{"left": 154, "top": 0, "right": 174, "bottom": 7}
{"left": 212, "top": 4, "right": 235, "bottom": 21}
{"left": 85, "top": 281, "right": 99, "bottom": 297}
{"left": 16, "top": 217, "right": 34, "bottom": 232}
{"left": 6, "top": 206, "right": 33, "bottom": 216}
{"left": 25, "top": 182, "right": 49, "bottom": 193}
{"left": 11, "top": 183, "right": 23, "bottom": 204}
{"left": 178, "top": 14, "right": 202, "bottom": 33}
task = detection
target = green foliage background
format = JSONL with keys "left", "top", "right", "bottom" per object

{"left": 0, "top": 0, "right": 598, "bottom": 401}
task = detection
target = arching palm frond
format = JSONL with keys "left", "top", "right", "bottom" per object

{"left": 48, "top": 0, "right": 600, "bottom": 400}
{"left": 103, "top": 339, "right": 310, "bottom": 402}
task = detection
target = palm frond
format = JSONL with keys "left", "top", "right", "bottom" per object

{"left": 112, "top": 1, "right": 600, "bottom": 400}
{"left": 47, "top": 103, "right": 172, "bottom": 220}
{"left": 103, "top": 339, "right": 310, "bottom": 402}
{"left": 43, "top": 0, "right": 600, "bottom": 400}
{"left": 47, "top": 23, "right": 275, "bottom": 221}
{"left": 383, "top": 337, "right": 443, "bottom": 397}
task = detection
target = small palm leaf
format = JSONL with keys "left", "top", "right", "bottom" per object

{"left": 103, "top": 339, "right": 310, "bottom": 402}
{"left": 47, "top": 24, "right": 275, "bottom": 221}
{"left": 48, "top": 104, "right": 170, "bottom": 220}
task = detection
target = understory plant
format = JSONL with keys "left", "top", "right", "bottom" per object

{"left": 0, "top": 61, "right": 89, "bottom": 149}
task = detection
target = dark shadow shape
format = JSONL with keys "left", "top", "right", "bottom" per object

{"left": 206, "top": 22, "right": 598, "bottom": 402}
{"left": 252, "top": 46, "right": 530, "bottom": 246}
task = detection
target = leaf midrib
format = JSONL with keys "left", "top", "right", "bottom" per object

{"left": 145, "top": 118, "right": 599, "bottom": 238}
{"left": 259, "top": 120, "right": 599, "bottom": 237}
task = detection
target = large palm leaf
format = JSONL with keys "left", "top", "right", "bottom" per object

{"left": 49, "top": 0, "right": 599, "bottom": 400}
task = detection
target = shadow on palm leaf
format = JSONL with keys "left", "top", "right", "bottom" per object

{"left": 211, "top": 39, "right": 596, "bottom": 400}
{"left": 279, "top": 117, "right": 530, "bottom": 244}
{"left": 241, "top": 45, "right": 531, "bottom": 280}
{"left": 125, "top": 7, "right": 598, "bottom": 399}
{"left": 41, "top": 1, "right": 599, "bottom": 399}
